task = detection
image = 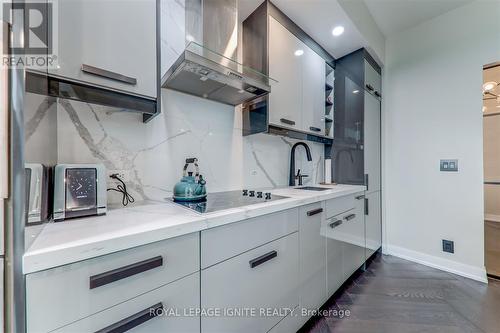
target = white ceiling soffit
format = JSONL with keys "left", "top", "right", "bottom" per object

{"left": 239, "top": 0, "right": 384, "bottom": 65}
{"left": 363, "top": 0, "right": 473, "bottom": 37}
{"left": 271, "top": 0, "right": 377, "bottom": 62}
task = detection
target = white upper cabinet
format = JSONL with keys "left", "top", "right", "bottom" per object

{"left": 302, "top": 46, "right": 326, "bottom": 135}
{"left": 50, "top": 0, "right": 157, "bottom": 98}
{"left": 268, "top": 16, "right": 326, "bottom": 135}
{"left": 269, "top": 16, "right": 303, "bottom": 130}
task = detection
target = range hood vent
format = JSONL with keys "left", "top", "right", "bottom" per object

{"left": 161, "top": 0, "right": 275, "bottom": 106}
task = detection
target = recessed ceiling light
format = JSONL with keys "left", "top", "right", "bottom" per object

{"left": 332, "top": 26, "right": 344, "bottom": 37}
{"left": 294, "top": 49, "right": 304, "bottom": 56}
{"left": 483, "top": 81, "right": 497, "bottom": 92}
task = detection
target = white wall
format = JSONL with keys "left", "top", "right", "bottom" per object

{"left": 383, "top": 0, "right": 500, "bottom": 282}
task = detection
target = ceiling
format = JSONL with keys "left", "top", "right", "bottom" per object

{"left": 238, "top": 0, "right": 366, "bottom": 60}
{"left": 363, "top": 0, "right": 472, "bottom": 37}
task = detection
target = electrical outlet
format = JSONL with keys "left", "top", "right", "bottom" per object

{"left": 108, "top": 170, "right": 131, "bottom": 182}
{"left": 442, "top": 239, "right": 454, "bottom": 253}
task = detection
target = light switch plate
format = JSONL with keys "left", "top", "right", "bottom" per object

{"left": 440, "top": 159, "right": 458, "bottom": 172}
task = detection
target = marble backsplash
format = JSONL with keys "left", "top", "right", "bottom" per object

{"left": 25, "top": 90, "right": 325, "bottom": 205}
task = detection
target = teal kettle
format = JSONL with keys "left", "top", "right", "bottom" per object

{"left": 173, "top": 158, "right": 207, "bottom": 202}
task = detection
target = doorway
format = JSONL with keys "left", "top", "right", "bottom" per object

{"left": 483, "top": 62, "right": 500, "bottom": 279}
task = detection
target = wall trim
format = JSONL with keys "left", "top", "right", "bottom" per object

{"left": 386, "top": 244, "right": 488, "bottom": 283}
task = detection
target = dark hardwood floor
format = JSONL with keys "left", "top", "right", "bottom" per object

{"left": 301, "top": 254, "right": 500, "bottom": 333}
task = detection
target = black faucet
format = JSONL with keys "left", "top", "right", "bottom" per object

{"left": 289, "top": 142, "right": 312, "bottom": 186}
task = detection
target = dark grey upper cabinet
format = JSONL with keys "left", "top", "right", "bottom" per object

{"left": 331, "top": 48, "right": 381, "bottom": 185}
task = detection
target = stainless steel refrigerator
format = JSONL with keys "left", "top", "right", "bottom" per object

{"left": 1, "top": 13, "right": 27, "bottom": 333}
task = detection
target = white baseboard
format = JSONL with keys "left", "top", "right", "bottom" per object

{"left": 385, "top": 244, "right": 488, "bottom": 283}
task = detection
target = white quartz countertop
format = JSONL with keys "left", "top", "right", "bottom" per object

{"left": 23, "top": 184, "right": 365, "bottom": 274}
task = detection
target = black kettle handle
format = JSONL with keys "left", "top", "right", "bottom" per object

{"left": 183, "top": 158, "right": 200, "bottom": 178}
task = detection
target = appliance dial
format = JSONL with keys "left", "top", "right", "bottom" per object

{"left": 257, "top": 191, "right": 263, "bottom": 198}
{"left": 265, "top": 192, "right": 271, "bottom": 200}
{"left": 249, "top": 190, "right": 255, "bottom": 197}
{"left": 243, "top": 189, "right": 248, "bottom": 196}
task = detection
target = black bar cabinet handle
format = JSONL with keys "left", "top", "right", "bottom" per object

{"left": 90, "top": 256, "right": 163, "bottom": 289}
{"left": 307, "top": 208, "right": 323, "bottom": 216}
{"left": 355, "top": 195, "right": 365, "bottom": 200}
{"left": 364, "top": 174, "right": 369, "bottom": 191}
{"left": 249, "top": 250, "right": 277, "bottom": 268}
{"left": 94, "top": 303, "right": 163, "bottom": 333}
{"left": 365, "top": 198, "right": 369, "bottom": 215}
{"left": 374, "top": 91, "right": 381, "bottom": 98}
{"left": 280, "top": 118, "right": 295, "bottom": 126}
{"left": 344, "top": 213, "right": 356, "bottom": 221}
{"left": 329, "top": 220, "right": 342, "bottom": 229}
{"left": 309, "top": 126, "right": 321, "bottom": 132}
{"left": 365, "top": 84, "right": 374, "bottom": 91}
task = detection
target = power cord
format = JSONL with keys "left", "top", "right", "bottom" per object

{"left": 107, "top": 173, "right": 135, "bottom": 206}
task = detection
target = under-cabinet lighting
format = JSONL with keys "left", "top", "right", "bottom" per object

{"left": 332, "top": 26, "right": 344, "bottom": 36}
{"left": 353, "top": 90, "right": 359, "bottom": 94}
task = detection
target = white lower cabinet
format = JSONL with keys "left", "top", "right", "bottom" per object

{"left": 53, "top": 273, "right": 200, "bottom": 333}
{"left": 365, "top": 191, "right": 382, "bottom": 259}
{"left": 201, "top": 232, "right": 299, "bottom": 333}
{"left": 339, "top": 198, "right": 366, "bottom": 279}
{"left": 299, "top": 203, "right": 327, "bottom": 311}
{"left": 27, "top": 195, "right": 375, "bottom": 333}
{"left": 26, "top": 233, "right": 199, "bottom": 332}
{"left": 324, "top": 192, "right": 366, "bottom": 293}
{"left": 326, "top": 227, "right": 344, "bottom": 296}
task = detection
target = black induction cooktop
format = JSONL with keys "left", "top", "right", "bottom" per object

{"left": 169, "top": 190, "right": 288, "bottom": 214}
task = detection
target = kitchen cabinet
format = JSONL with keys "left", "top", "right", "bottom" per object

{"left": 341, "top": 196, "right": 366, "bottom": 278}
{"left": 201, "top": 232, "right": 299, "bottom": 333}
{"left": 268, "top": 16, "right": 326, "bottom": 135}
{"left": 201, "top": 209, "right": 298, "bottom": 269}
{"left": 302, "top": 46, "right": 326, "bottom": 135}
{"left": 242, "top": 2, "right": 334, "bottom": 144}
{"left": 365, "top": 191, "right": 382, "bottom": 259}
{"left": 26, "top": 233, "right": 199, "bottom": 333}
{"left": 52, "top": 273, "right": 200, "bottom": 333}
{"left": 50, "top": 0, "right": 157, "bottom": 98}
{"left": 331, "top": 48, "right": 382, "bottom": 198}
{"left": 324, "top": 193, "right": 365, "bottom": 292}
{"left": 268, "top": 16, "right": 304, "bottom": 131}
{"left": 364, "top": 91, "right": 381, "bottom": 193}
{"left": 299, "top": 203, "right": 327, "bottom": 311}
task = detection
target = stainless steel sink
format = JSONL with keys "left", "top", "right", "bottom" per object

{"left": 294, "top": 186, "right": 331, "bottom": 191}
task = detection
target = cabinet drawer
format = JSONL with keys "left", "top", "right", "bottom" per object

{"left": 325, "top": 211, "right": 365, "bottom": 279}
{"left": 27, "top": 233, "right": 199, "bottom": 333}
{"left": 52, "top": 273, "right": 200, "bottom": 333}
{"left": 323, "top": 205, "right": 365, "bottom": 285}
{"left": 201, "top": 209, "right": 298, "bottom": 268}
{"left": 201, "top": 232, "right": 299, "bottom": 333}
{"left": 325, "top": 193, "right": 364, "bottom": 218}
{"left": 299, "top": 203, "right": 327, "bottom": 311}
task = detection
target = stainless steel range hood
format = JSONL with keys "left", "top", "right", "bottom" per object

{"left": 161, "top": 0, "right": 275, "bottom": 106}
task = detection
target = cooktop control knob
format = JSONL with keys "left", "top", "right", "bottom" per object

{"left": 243, "top": 189, "right": 248, "bottom": 196}
{"left": 265, "top": 192, "right": 271, "bottom": 200}
{"left": 249, "top": 190, "right": 255, "bottom": 197}
{"left": 257, "top": 191, "right": 263, "bottom": 198}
